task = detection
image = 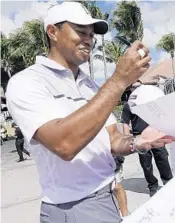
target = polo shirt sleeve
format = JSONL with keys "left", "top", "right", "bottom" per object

{"left": 121, "top": 103, "right": 131, "bottom": 125}
{"left": 6, "top": 76, "right": 71, "bottom": 144}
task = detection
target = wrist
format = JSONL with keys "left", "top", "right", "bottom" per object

{"left": 108, "top": 75, "right": 128, "bottom": 93}
{"left": 130, "top": 136, "right": 148, "bottom": 154}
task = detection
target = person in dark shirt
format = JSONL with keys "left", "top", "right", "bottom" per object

{"left": 15, "top": 127, "right": 30, "bottom": 162}
{"left": 121, "top": 102, "right": 173, "bottom": 197}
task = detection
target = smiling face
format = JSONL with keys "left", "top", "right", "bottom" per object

{"left": 47, "top": 22, "right": 95, "bottom": 72}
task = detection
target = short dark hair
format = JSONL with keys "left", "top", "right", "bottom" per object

{"left": 46, "top": 22, "right": 65, "bottom": 49}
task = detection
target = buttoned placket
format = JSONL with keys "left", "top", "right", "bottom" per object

{"left": 66, "top": 70, "right": 86, "bottom": 98}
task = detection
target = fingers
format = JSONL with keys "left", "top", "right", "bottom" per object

{"left": 157, "top": 138, "right": 173, "bottom": 144}
{"left": 129, "top": 41, "right": 149, "bottom": 56}
{"left": 136, "top": 136, "right": 173, "bottom": 151}
{"left": 141, "top": 45, "right": 150, "bottom": 57}
{"left": 143, "top": 63, "right": 150, "bottom": 70}
{"left": 150, "top": 137, "right": 172, "bottom": 148}
{"left": 151, "top": 142, "right": 165, "bottom": 148}
{"left": 162, "top": 135, "right": 175, "bottom": 141}
{"left": 130, "top": 40, "right": 144, "bottom": 51}
{"left": 139, "top": 55, "right": 152, "bottom": 66}
{"left": 139, "top": 66, "right": 150, "bottom": 75}
{"left": 127, "top": 42, "right": 151, "bottom": 66}
{"left": 113, "top": 40, "right": 151, "bottom": 87}
{"left": 138, "top": 58, "right": 151, "bottom": 74}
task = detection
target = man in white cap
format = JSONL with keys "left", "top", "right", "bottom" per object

{"left": 6, "top": 2, "right": 175, "bottom": 223}
{"left": 121, "top": 85, "right": 173, "bottom": 197}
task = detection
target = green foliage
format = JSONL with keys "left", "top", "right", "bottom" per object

{"left": 113, "top": 105, "right": 123, "bottom": 122}
{"left": 156, "top": 33, "right": 175, "bottom": 59}
{"left": 95, "top": 41, "right": 123, "bottom": 63}
{"left": 1, "top": 34, "right": 25, "bottom": 76}
{"left": 76, "top": 1, "right": 104, "bottom": 19}
{"left": 95, "top": 1, "right": 143, "bottom": 65}
{"left": 112, "top": 1, "right": 143, "bottom": 42}
{"left": 156, "top": 33, "right": 175, "bottom": 74}
{"left": 1, "top": 20, "right": 48, "bottom": 76}
{"left": 10, "top": 19, "right": 48, "bottom": 66}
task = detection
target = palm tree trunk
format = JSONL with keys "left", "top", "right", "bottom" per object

{"left": 88, "top": 52, "right": 94, "bottom": 80}
{"left": 7, "top": 69, "right": 12, "bottom": 78}
{"left": 102, "top": 35, "right": 107, "bottom": 80}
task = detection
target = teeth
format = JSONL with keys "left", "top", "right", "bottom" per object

{"left": 81, "top": 49, "right": 90, "bottom": 53}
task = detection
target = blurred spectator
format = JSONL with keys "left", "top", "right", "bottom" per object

{"left": 15, "top": 127, "right": 30, "bottom": 162}
{"left": 113, "top": 156, "right": 129, "bottom": 217}
{"left": 121, "top": 85, "right": 173, "bottom": 197}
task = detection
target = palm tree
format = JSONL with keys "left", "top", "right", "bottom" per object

{"left": 83, "top": 1, "right": 104, "bottom": 80}
{"left": 112, "top": 1, "right": 143, "bottom": 43}
{"left": 1, "top": 33, "right": 23, "bottom": 78}
{"left": 87, "top": 3, "right": 110, "bottom": 80}
{"left": 96, "top": 1, "right": 143, "bottom": 80}
{"left": 1, "top": 34, "right": 13, "bottom": 78}
{"left": 101, "top": 13, "right": 110, "bottom": 80}
{"left": 1, "top": 19, "right": 48, "bottom": 85}
{"left": 156, "top": 33, "right": 175, "bottom": 74}
{"left": 9, "top": 19, "right": 48, "bottom": 68}
{"left": 94, "top": 40, "right": 123, "bottom": 80}
{"left": 95, "top": 41, "right": 122, "bottom": 63}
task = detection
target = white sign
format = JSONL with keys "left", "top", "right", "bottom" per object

{"left": 123, "top": 177, "right": 175, "bottom": 223}
{"left": 131, "top": 92, "right": 175, "bottom": 136}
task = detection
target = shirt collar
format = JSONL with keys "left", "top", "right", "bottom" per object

{"left": 35, "top": 56, "right": 67, "bottom": 71}
{"left": 77, "top": 68, "right": 88, "bottom": 82}
{"left": 35, "top": 55, "right": 89, "bottom": 82}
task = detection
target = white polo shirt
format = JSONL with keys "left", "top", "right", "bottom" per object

{"left": 6, "top": 56, "right": 117, "bottom": 204}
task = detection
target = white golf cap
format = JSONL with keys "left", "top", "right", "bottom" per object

{"left": 128, "top": 85, "right": 165, "bottom": 108}
{"left": 44, "top": 2, "right": 109, "bottom": 35}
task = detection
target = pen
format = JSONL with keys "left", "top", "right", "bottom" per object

{"left": 116, "top": 36, "right": 132, "bottom": 47}
{"left": 116, "top": 36, "right": 146, "bottom": 58}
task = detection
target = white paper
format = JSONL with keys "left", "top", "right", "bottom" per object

{"left": 131, "top": 92, "right": 175, "bottom": 136}
{"left": 123, "top": 177, "right": 175, "bottom": 223}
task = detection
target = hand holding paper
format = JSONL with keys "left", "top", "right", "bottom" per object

{"left": 134, "top": 126, "right": 175, "bottom": 150}
{"left": 141, "top": 126, "right": 166, "bottom": 141}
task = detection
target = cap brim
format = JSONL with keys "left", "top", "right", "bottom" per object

{"left": 67, "top": 18, "right": 108, "bottom": 35}
{"left": 93, "top": 19, "right": 109, "bottom": 35}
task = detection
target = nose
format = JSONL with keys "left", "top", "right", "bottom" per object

{"left": 83, "top": 36, "right": 94, "bottom": 48}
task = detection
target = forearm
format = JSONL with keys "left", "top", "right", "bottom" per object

{"left": 38, "top": 76, "right": 127, "bottom": 160}
{"left": 36, "top": 40, "right": 152, "bottom": 160}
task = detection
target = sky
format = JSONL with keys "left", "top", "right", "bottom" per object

{"left": 1, "top": 0, "right": 175, "bottom": 84}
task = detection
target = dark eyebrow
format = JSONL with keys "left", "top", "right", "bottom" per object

{"left": 73, "top": 24, "right": 94, "bottom": 32}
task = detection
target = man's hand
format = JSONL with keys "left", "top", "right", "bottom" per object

{"left": 107, "top": 124, "right": 175, "bottom": 156}
{"left": 111, "top": 41, "right": 151, "bottom": 88}
{"left": 135, "top": 126, "right": 175, "bottom": 150}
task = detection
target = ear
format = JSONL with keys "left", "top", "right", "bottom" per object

{"left": 46, "top": 24, "right": 59, "bottom": 43}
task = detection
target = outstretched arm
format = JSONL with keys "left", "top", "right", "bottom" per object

{"left": 106, "top": 124, "right": 174, "bottom": 156}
